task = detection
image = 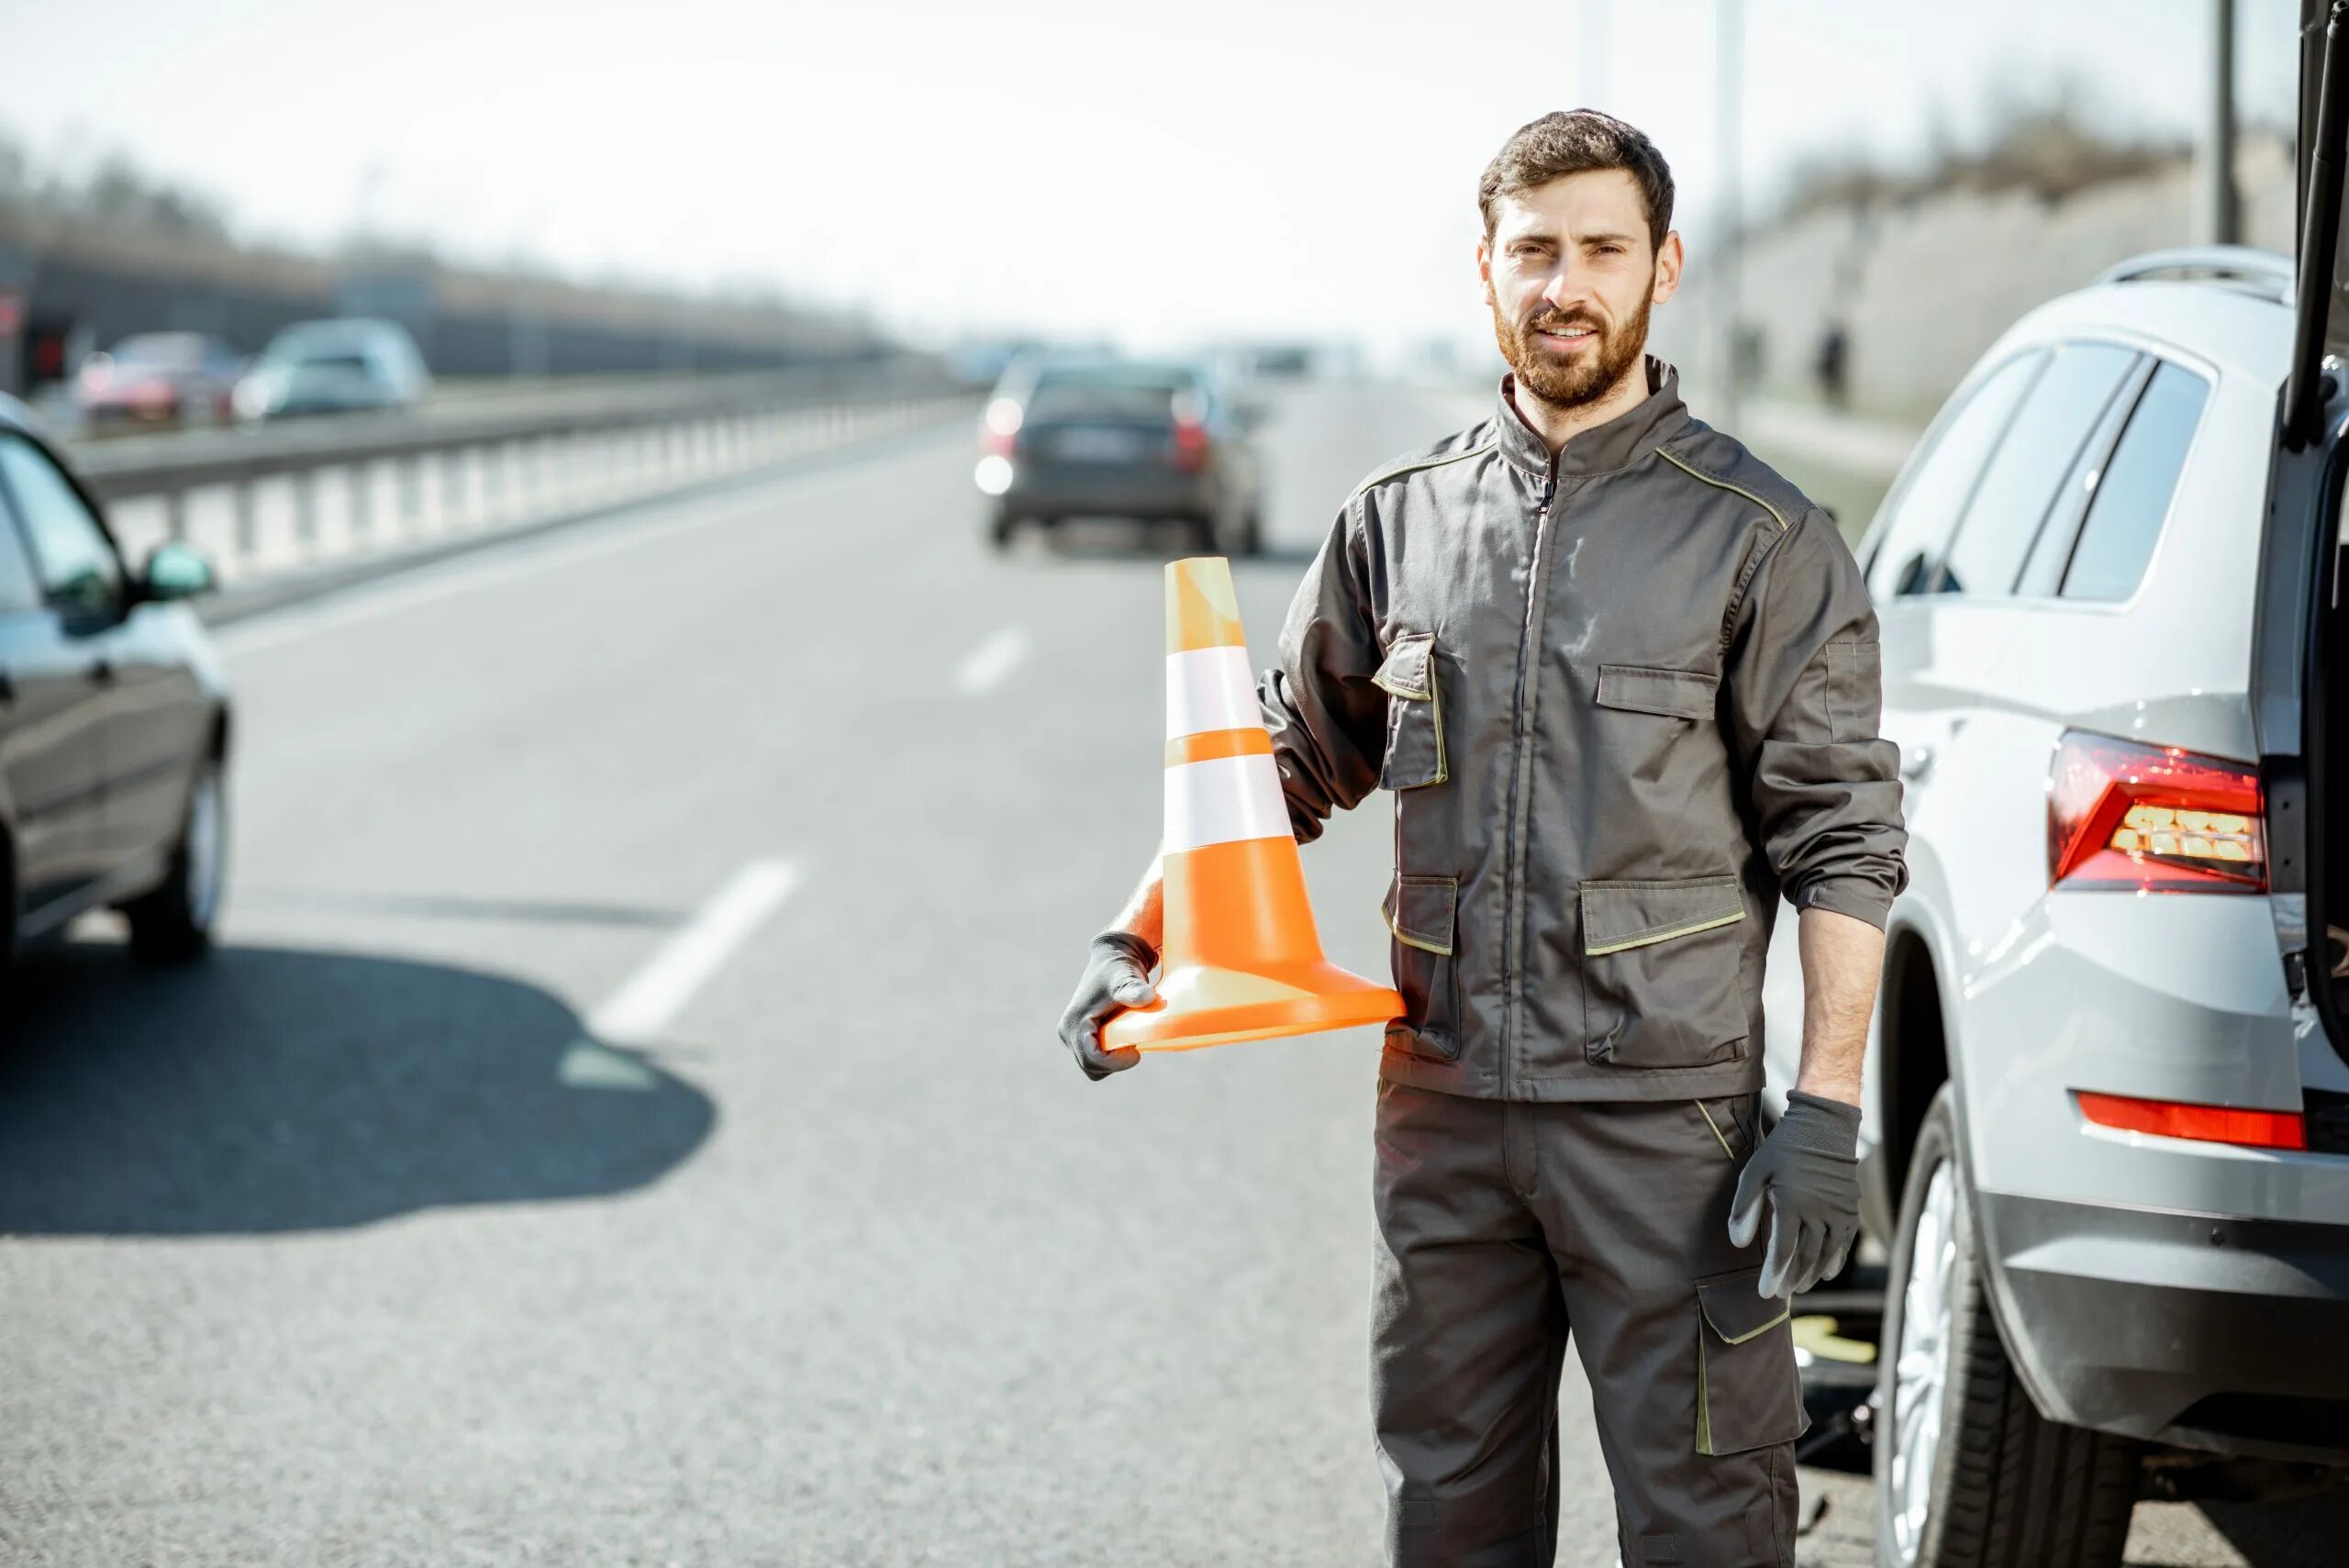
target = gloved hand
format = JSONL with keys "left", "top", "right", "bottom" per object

{"left": 1056, "top": 931, "right": 1156, "bottom": 1081}
{"left": 1727, "top": 1090, "right": 1862, "bottom": 1298}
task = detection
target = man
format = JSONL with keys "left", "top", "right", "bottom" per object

{"left": 1058, "top": 111, "right": 1906, "bottom": 1568}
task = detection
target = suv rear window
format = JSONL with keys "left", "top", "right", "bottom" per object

{"left": 1935, "top": 341, "right": 2138, "bottom": 597}
{"left": 2057, "top": 362, "right": 2209, "bottom": 602}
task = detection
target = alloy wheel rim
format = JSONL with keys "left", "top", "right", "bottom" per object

{"left": 185, "top": 771, "right": 222, "bottom": 929}
{"left": 1889, "top": 1157, "right": 1958, "bottom": 1563}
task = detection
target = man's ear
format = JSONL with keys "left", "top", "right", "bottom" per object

{"left": 1652, "top": 230, "right": 1685, "bottom": 305}
{"left": 1476, "top": 238, "right": 1495, "bottom": 306}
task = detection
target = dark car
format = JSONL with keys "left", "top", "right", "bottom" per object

{"left": 73, "top": 332, "right": 248, "bottom": 430}
{"left": 0, "top": 395, "right": 229, "bottom": 962}
{"left": 974, "top": 358, "right": 1264, "bottom": 554}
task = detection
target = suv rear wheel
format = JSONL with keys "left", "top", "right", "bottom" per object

{"left": 1874, "top": 1084, "right": 2139, "bottom": 1566}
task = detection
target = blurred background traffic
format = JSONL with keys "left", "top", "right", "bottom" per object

{"left": 0, "top": 4, "right": 2340, "bottom": 1566}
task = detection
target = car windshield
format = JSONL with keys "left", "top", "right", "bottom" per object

{"left": 261, "top": 328, "right": 380, "bottom": 371}
{"left": 111, "top": 335, "right": 206, "bottom": 369}
{"left": 284, "top": 351, "right": 374, "bottom": 374}
{"left": 1025, "top": 365, "right": 1199, "bottom": 423}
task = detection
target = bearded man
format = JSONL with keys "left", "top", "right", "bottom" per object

{"left": 1058, "top": 110, "right": 1909, "bottom": 1568}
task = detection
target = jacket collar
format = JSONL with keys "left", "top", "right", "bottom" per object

{"left": 1493, "top": 354, "right": 1690, "bottom": 482}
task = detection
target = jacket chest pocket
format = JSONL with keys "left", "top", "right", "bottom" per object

{"left": 1383, "top": 873, "right": 1460, "bottom": 1062}
{"left": 1581, "top": 876, "right": 1749, "bottom": 1070}
{"left": 1373, "top": 632, "right": 1445, "bottom": 790}
{"left": 1594, "top": 662, "right": 1718, "bottom": 721}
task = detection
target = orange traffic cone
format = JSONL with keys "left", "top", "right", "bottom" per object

{"left": 1103, "top": 557, "right": 1403, "bottom": 1053}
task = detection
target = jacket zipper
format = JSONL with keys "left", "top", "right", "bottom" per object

{"left": 1498, "top": 465, "right": 1559, "bottom": 1097}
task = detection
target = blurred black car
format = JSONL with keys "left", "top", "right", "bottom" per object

{"left": 0, "top": 394, "right": 230, "bottom": 962}
{"left": 974, "top": 359, "right": 1264, "bottom": 554}
{"left": 74, "top": 332, "right": 247, "bottom": 429}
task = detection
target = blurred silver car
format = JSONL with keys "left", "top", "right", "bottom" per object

{"left": 234, "top": 318, "right": 430, "bottom": 422}
{"left": 974, "top": 358, "right": 1264, "bottom": 554}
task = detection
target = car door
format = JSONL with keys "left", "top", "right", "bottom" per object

{"left": 1761, "top": 351, "right": 2046, "bottom": 1122}
{"left": 0, "top": 433, "right": 198, "bottom": 873}
{"left": 1760, "top": 347, "right": 2134, "bottom": 1125}
{"left": 0, "top": 433, "right": 118, "bottom": 908}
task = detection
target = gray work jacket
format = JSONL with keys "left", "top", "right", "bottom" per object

{"left": 1259, "top": 360, "right": 1908, "bottom": 1101}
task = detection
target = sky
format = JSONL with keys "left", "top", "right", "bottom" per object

{"left": 0, "top": 0, "right": 2308, "bottom": 353}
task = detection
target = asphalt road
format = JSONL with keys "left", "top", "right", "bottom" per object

{"left": 0, "top": 381, "right": 2334, "bottom": 1566}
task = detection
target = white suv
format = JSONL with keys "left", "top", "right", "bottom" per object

{"left": 1757, "top": 185, "right": 2349, "bottom": 1568}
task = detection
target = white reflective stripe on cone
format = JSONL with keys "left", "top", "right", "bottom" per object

{"left": 1164, "top": 645, "right": 1260, "bottom": 740}
{"left": 1163, "top": 752, "right": 1290, "bottom": 851}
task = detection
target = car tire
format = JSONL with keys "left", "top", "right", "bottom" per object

{"left": 121, "top": 752, "right": 226, "bottom": 964}
{"left": 1874, "top": 1084, "right": 2138, "bottom": 1567}
{"left": 988, "top": 510, "right": 1019, "bottom": 550}
{"left": 1210, "top": 508, "right": 1262, "bottom": 558}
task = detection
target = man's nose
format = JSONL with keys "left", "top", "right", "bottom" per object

{"left": 1540, "top": 267, "right": 1593, "bottom": 313}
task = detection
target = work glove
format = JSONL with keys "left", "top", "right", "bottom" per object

{"left": 1056, "top": 931, "right": 1156, "bottom": 1081}
{"left": 1727, "top": 1090, "right": 1862, "bottom": 1299}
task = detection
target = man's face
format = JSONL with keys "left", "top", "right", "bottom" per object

{"left": 1478, "top": 170, "right": 1683, "bottom": 408}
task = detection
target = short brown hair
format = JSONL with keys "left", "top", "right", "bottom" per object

{"left": 1478, "top": 110, "right": 1675, "bottom": 249}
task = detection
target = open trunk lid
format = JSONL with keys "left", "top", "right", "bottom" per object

{"left": 2255, "top": 1, "right": 2349, "bottom": 1068}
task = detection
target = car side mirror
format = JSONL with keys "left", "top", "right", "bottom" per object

{"left": 141, "top": 541, "right": 216, "bottom": 601}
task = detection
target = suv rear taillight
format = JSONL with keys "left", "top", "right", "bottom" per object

{"left": 2047, "top": 730, "right": 2266, "bottom": 893}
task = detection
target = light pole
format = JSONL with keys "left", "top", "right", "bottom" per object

{"left": 1714, "top": 0, "right": 1744, "bottom": 424}
{"left": 2198, "top": 0, "right": 2240, "bottom": 245}
{"left": 1582, "top": 0, "right": 1610, "bottom": 108}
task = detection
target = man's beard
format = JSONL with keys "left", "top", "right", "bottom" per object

{"left": 1492, "top": 277, "right": 1653, "bottom": 409}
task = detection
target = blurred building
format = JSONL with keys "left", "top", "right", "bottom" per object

{"left": 1656, "top": 133, "right": 2296, "bottom": 419}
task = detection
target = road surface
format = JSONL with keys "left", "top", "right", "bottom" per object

{"left": 0, "top": 381, "right": 2332, "bottom": 1565}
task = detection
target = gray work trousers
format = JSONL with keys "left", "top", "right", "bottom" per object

{"left": 1372, "top": 1078, "right": 1805, "bottom": 1567}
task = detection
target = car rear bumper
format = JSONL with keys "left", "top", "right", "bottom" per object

{"left": 997, "top": 462, "right": 1215, "bottom": 520}
{"left": 1981, "top": 1189, "right": 2349, "bottom": 1462}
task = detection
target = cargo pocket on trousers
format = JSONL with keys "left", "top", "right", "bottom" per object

{"left": 1373, "top": 632, "right": 1445, "bottom": 790}
{"left": 1382, "top": 873, "right": 1459, "bottom": 1062}
{"left": 1695, "top": 1267, "right": 1807, "bottom": 1455}
{"left": 1582, "top": 877, "right": 1749, "bottom": 1069}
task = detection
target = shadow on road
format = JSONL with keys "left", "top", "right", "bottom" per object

{"left": 2186, "top": 1492, "right": 2349, "bottom": 1567}
{"left": 0, "top": 936, "right": 714, "bottom": 1235}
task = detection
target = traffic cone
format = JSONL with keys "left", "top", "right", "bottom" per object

{"left": 1103, "top": 557, "right": 1403, "bottom": 1053}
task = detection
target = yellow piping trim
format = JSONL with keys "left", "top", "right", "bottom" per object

{"left": 1657, "top": 446, "right": 1790, "bottom": 532}
{"left": 1713, "top": 1304, "right": 1791, "bottom": 1346}
{"left": 1351, "top": 442, "right": 1495, "bottom": 500}
{"left": 1381, "top": 898, "right": 1454, "bottom": 957}
{"left": 1697, "top": 1355, "right": 1712, "bottom": 1453}
{"left": 1586, "top": 907, "right": 1743, "bottom": 957}
{"left": 1697, "top": 1099, "right": 1736, "bottom": 1160}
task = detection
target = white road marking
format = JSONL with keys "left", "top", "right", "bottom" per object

{"left": 952, "top": 626, "right": 1030, "bottom": 695}
{"left": 592, "top": 859, "right": 800, "bottom": 1042}
{"left": 558, "top": 860, "right": 800, "bottom": 1090}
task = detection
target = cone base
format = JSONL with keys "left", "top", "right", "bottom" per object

{"left": 1102, "top": 959, "right": 1403, "bottom": 1054}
